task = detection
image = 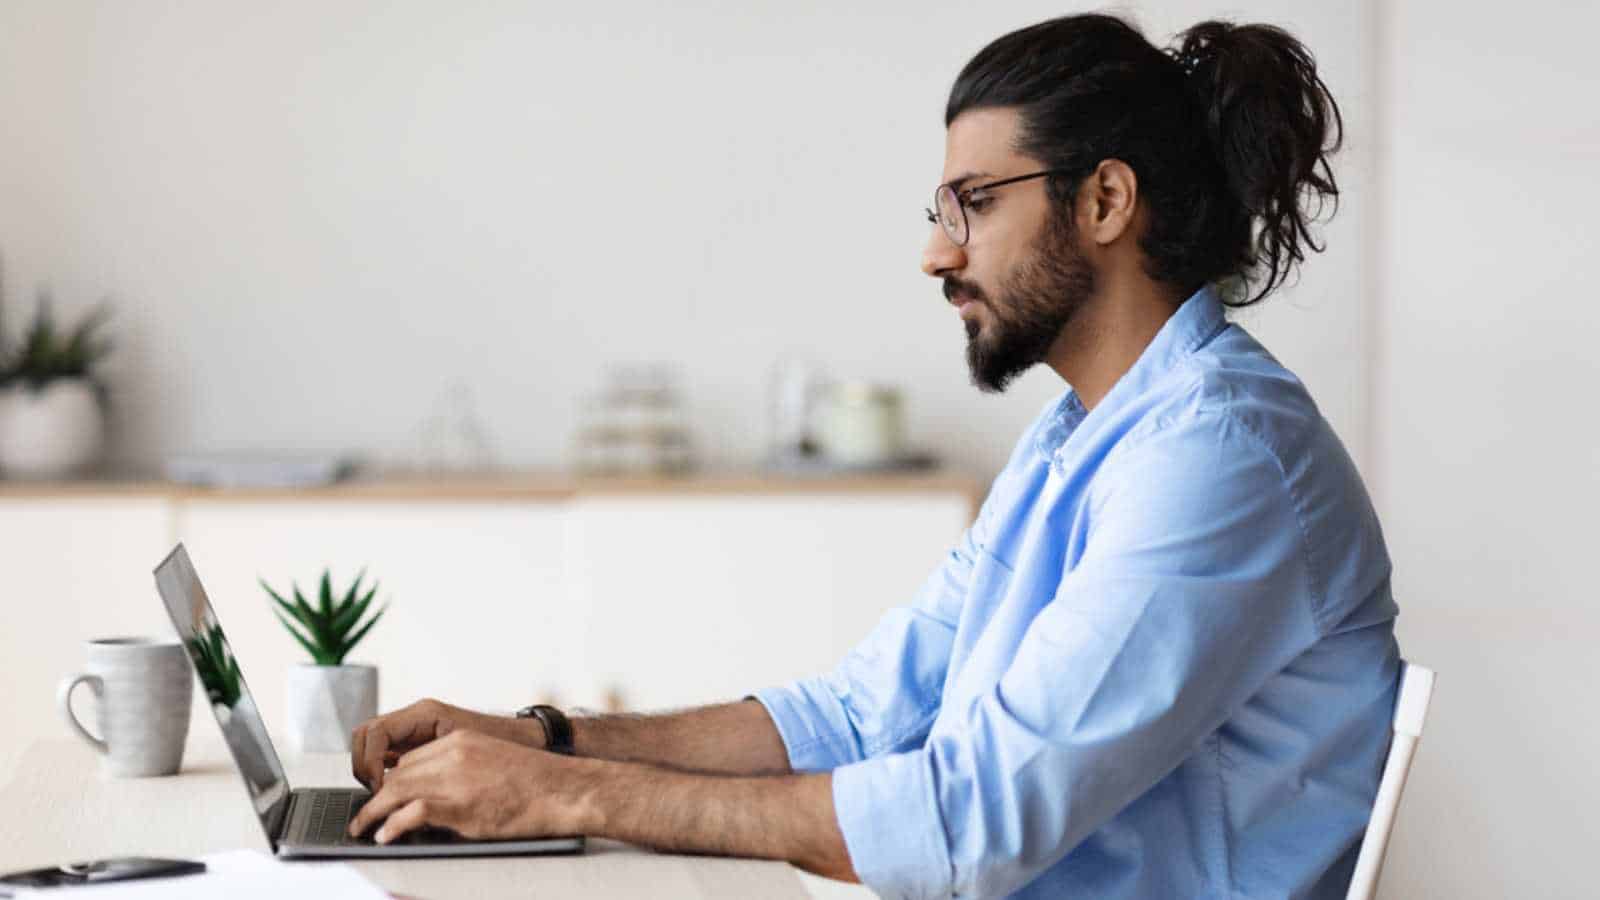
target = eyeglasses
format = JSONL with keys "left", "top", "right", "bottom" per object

{"left": 925, "top": 169, "right": 1073, "bottom": 247}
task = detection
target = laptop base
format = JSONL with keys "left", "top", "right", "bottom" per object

{"left": 277, "top": 787, "right": 586, "bottom": 859}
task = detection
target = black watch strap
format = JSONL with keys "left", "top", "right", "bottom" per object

{"left": 515, "top": 704, "right": 575, "bottom": 755}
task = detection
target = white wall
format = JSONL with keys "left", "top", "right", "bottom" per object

{"left": 10, "top": 1, "right": 1482, "bottom": 897}
{"left": 1373, "top": 2, "right": 1600, "bottom": 898}
{"left": 0, "top": 0, "right": 1370, "bottom": 478}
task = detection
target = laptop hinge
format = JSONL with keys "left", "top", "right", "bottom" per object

{"left": 272, "top": 790, "right": 301, "bottom": 849}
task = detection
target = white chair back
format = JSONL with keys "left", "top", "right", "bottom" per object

{"left": 1345, "top": 660, "right": 1436, "bottom": 900}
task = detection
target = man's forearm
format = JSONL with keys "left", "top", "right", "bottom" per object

{"left": 565, "top": 755, "right": 858, "bottom": 883}
{"left": 570, "top": 698, "right": 791, "bottom": 776}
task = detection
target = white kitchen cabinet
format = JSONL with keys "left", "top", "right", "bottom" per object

{"left": 174, "top": 501, "right": 573, "bottom": 737}
{"left": 0, "top": 473, "right": 978, "bottom": 772}
{"left": 0, "top": 497, "right": 175, "bottom": 776}
{"left": 567, "top": 493, "right": 970, "bottom": 710}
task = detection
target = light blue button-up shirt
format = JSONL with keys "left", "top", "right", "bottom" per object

{"left": 755, "top": 283, "right": 1400, "bottom": 899}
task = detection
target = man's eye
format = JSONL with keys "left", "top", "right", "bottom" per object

{"left": 963, "top": 195, "right": 994, "bottom": 212}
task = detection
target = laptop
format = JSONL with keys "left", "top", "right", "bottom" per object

{"left": 153, "top": 543, "right": 586, "bottom": 859}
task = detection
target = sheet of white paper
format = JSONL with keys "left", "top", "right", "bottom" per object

{"left": 14, "top": 849, "right": 389, "bottom": 898}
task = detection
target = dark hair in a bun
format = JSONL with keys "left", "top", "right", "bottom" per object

{"left": 947, "top": 13, "right": 1344, "bottom": 306}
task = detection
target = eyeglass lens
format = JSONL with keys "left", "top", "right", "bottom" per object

{"left": 934, "top": 185, "right": 967, "bottom": 246}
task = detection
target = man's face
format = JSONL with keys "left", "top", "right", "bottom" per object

{"left": 922, "top": 107, "right": 1097, "bottom": 393}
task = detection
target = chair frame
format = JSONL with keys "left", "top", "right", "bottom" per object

{"left": 1344, "top": 661, "right": 1436, "bottom": 900}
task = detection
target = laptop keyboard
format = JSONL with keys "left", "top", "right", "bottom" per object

{"left": 301, "top": 789, "right": 460, "bottom": 846}
{"left": 306, "top": 790, "right": 368, "bottom": 845}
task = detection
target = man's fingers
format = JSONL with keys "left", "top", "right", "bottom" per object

{"left": 349, "top": 771, "right": 413, "bottom": 837}
{"left": 375, "top": 798, "right": 432, "bottom": 845}
{"left": 352, "top": 702, "right": 441, "bottom": 790}
{"left": 349, "top": 752, "right": 458, "bottom": 838}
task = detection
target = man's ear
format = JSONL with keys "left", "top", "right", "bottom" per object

{"left": 1081, "top": 159, "right": 1139, "bottom": 246}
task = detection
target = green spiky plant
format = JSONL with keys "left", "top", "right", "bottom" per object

{"left": 260, "top": 568, "right": 388, "bottom": 666}
{"left": 187, "top": 622, "right": 243, "bottom": 708}
{"left": 0, "top": 291, "right": 114, "bottom": 391}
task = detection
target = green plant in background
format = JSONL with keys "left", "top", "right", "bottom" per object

{"left": 260, "top": 568, "right": 388, "bottom": 666}
{"left": 187, "top": 623, "right": 243, "bottom": 708}
{"left": 0, "top": 290, "right": 114, "bottom": 390}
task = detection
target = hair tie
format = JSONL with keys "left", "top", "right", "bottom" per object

{"left": 1176, "top": 47, "right": 1213, "bottom": 77}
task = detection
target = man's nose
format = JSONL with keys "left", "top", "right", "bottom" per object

{"left": 921, "top": 226, "right": 966, "bottom": 277}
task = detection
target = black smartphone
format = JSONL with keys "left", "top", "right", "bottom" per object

{"left": 0, "top": 857, "right": 206, "bottom": 890}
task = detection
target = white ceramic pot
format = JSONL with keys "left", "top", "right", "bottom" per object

{"left": 0, "top": 379, "right": 105, "bottom": 479}
{"left": 814, "top": 382, "right": 904, "bottom": 467}
{"left": 285, "top": 663, "right": 378, "bottom": 753}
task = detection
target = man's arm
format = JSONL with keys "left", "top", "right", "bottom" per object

{"left": 350, "top": 697, "right": 790, "bottom": 790}
{"left": 346, "top": 726, "right": 858, "bottom": 883}
{"left": 574, "top": 758, "right": 857, "bottom": 881}
{"left": 569, "top": 699, "right": 792, "bottom": 775}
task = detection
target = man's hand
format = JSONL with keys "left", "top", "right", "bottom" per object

{"left": 348, "top": 725, "right": 856, "bottom": 882}
{"left": 350, "top": 698, "right": 544, "bottom": 792}
{"left": 347, "top": 729, "right": 591, "bottom": 844}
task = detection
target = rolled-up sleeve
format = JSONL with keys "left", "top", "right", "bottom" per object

{"left": 830, "top": 415, "right": 1327, "bottom": 899}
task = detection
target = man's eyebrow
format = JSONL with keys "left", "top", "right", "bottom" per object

{"left": 943, "top": 171, "right": 994, "bottom": 191}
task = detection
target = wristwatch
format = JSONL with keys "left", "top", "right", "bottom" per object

{"left": 515, "top": 704, "right": 575, "bottom": 755}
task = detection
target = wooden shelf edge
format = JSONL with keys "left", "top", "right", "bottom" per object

{"left": 0, "top": 469, "right": 986, "bottom": 513}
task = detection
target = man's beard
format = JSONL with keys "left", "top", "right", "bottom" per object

{"left": 947, "top": 212, "right": 1096, "bottom": 393}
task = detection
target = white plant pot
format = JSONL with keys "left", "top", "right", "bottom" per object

{"left": 285, "top": 663, "right": 378, "bottom": 753}
{"left": 0, "top": 379, "right": 105, "bottom": 479}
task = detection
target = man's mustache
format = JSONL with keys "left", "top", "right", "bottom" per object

{"left": 943, "top": 278, "right": 986, "bottom": 305}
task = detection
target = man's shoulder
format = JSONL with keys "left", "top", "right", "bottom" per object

{"left": 1092, "top": 324, "right": 1380, "bottom": 559}
{"left": 1121, "top": 324, "right": 1330, "bottom": 466}
{"left": 1103, "top": 326, "right": 1392, "bottom": 631}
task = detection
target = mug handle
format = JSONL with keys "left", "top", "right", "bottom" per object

{"left": 57, "top": 673, "right": 108, "bottom": 754}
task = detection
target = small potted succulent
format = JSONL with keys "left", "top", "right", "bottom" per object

{"left": 0, "top": 291, "right": 113, "bottom": 479}
{"left": 261, "top": 568, "right": 388, "bottom": 753}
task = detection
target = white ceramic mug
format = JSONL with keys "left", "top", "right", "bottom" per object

{"left": 57, "top": 637, "right": 193, "bottom": 777}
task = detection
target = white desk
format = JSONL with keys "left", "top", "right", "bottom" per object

{"left": 0, "top": 738, "right": 810, "bottom": 899}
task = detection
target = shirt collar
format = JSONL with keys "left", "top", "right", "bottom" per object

{"left": 1033, "top": 282, "right": 1227, "bottom": 460}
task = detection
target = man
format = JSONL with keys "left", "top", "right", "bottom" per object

{"left": 348, "top": 14, "right": 1399, "bottom": 899}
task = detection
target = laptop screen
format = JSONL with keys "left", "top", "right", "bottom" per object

{"left": 154, "top": 544, "right": 291, "bottom": 843}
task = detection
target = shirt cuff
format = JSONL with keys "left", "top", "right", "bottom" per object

{"left": 749, "top": 679, "right": 860, "bottom": 773}
{"left": 832, "top": 750, "right": 953, "bottom": 900}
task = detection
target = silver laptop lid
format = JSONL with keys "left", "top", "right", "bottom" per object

{"left": 154, "top": 543, "right": 292, "bottom": 846}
